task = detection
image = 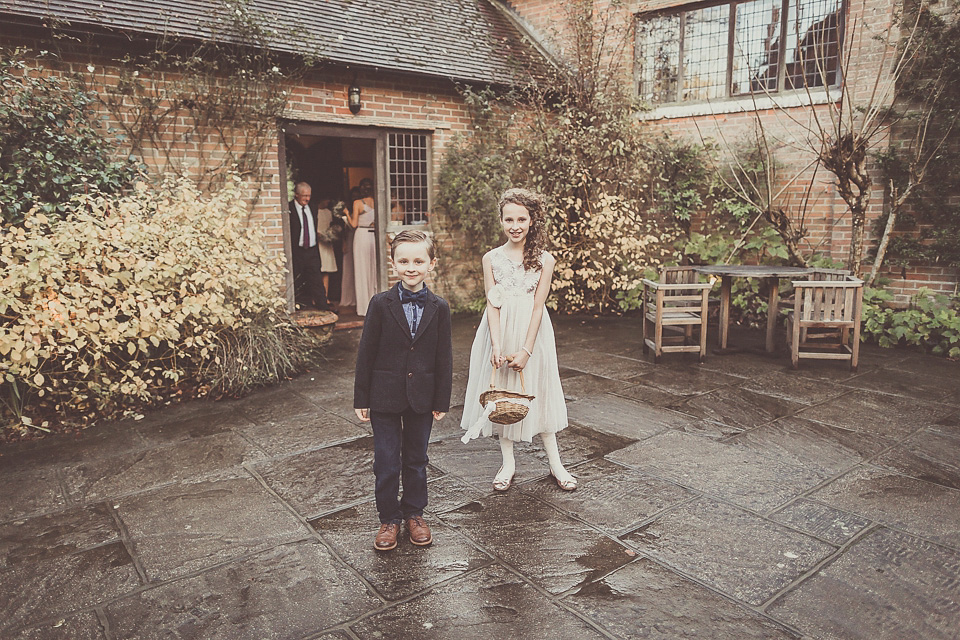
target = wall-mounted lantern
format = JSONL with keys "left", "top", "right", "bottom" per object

{"left": 348, "top": 82, "right": 362, "bottom": 114}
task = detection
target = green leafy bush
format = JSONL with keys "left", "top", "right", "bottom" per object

{"left": 0, "top": 177, "right": 317, "bottom": 432}
{"left": 862, "top": 287, "right": 960, "bottom": 358}
{"left": 0, "top": 52, "right": 139, "bottom": 225}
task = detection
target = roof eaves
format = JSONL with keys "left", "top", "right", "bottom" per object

{"left": 486, "top": 0, "right": 563, "bottom": 78}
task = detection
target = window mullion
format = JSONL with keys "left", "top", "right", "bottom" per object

{"left": 677, "top": 11, "right": 686, "bottom": 103}
{"left": 726, "top": 2, "right": 736, "bottom": 98}
{"left": 777, "top": 0, "right": 789, "bottom": 93}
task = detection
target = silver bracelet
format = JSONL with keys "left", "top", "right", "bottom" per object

{"left": 522, "top": 346, "right": 533, "bottom": 357}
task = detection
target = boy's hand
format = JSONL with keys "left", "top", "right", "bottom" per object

{"left": 355, "top": 408, "right": 370, "bottom": 422}
{"left": 432, "top": 411, "right": 446, "bottom": 421}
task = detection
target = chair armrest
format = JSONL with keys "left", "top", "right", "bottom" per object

{"left": 642, "top": 279, "right": 714, "bottom": 291}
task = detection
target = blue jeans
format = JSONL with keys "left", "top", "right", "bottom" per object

{"left": 370, "top": 408, "right": 433, "bottom": 524}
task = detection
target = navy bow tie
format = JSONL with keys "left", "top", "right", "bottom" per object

{"left": 400, "top": 286, "right": 427, "bottom": 308}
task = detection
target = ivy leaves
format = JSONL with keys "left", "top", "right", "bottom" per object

{"left": 0, "top": 52, "right": 140, "bottom": 226}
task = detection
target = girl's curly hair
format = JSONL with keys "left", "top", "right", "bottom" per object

{"left": 498, "top": 187, "right": 548, "bottom": 271}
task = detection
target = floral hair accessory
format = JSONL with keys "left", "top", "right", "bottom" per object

{"left": 486, "top": 283, "right": 504, "bottom": 309}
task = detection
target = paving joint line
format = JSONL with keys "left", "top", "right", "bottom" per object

{"left": 240, "top": 462, "right": 390, "bottom": 605}
{"left": 758, "top": 522, "right": 881, "bottom": 613}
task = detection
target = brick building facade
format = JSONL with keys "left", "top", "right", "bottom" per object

{"left": 0, "top": 0, "right": 546, "bottom": 311}
{"left": 2, "top": 0, "right": 956, "bottom": 309}
{"left": 505, "top": 0, "right": 958, "bottom": 302}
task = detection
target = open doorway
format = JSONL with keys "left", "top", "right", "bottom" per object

{"left": 284, "top": 131, "right": 378, "bottom": 320}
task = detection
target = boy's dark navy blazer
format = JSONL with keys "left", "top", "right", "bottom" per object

{"left": 354, "top": 284, "right": 453, "bottom": 415}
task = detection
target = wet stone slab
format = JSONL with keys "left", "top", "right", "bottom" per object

{"left": 351, "top": 563, "right": 607, "bottom": 639}
{"left": 0, "top": 502, "right": 119, "bottom": 570}
{"left": 232, "top": 386, "right": 315, "bottom": 420}
{"left": 429, "top": 405, "right": 465, "bottom": 442}
{"left": 0, "top": 468, "right": 66, "bottom": 522}
{"left": 439, "top": 492, "right": 633, "bottom": 595}
{"left": 607, "top": 430, "right": 824, "bottom": 512}
{"left": 449, "top": 371, "right": 469, "bottom": 407}
{"left": 426, "top": 475, "right": 488, "bottom": 514}
{"left": 8, "top": 611, "right": 106, "bottom": 640}
{"left": 238, "top": 408, "right": 367, "bottom": 457}
{"left": 0, "top": 541, "right": 141, "bottom": 634}
{"left": 427, "top": 437, "right": 548, "bottom": 491}
{"left": 842, "top": 368, "right": 960, "bottom": 402}
{"left": 870, "top": 428, "right": 960, "bottom": 490}
{"left": 558, "top": 346, "right": 653, "bottom": 380}
{"left": 312, "top": 388, "right": 369, "bottom": 426}
{"left": 514, "top": 423, "right": 637, "bottom": 469}
{"left": 254, "top": 437, "right": 376, "bottom": 518}
{"left": 0, "top": 425, "right": 146, "bottom": 476}
{"left": 769, "top": 499, "right": 871, "bottom": 546}
{"left": 61, "top": 432, "right": 263, "bottom": 503}
{"left": 739, "top": 371, "right": 847, "bottom": 405}
{"left": 675, "top": 387, "right": 804, "bottom": 430}
{"left": 117, "top": 475, "right": 306, "bottom": 582}
{"left": 310, "top": 502, "right": 492, "bottom": 601}
{"left": 627, "top": 367, "right": 743, "bottom": 397}
{"left": 566, "top": 394, "right": 689, "bottom": 440}
{"left": 522, "top": 459, "right": 693, "bottom": 535}
{"left": 623, "top": 499, "right": 834, "bottom": 606}
{"left": 559, "top": 372, "right": 633, "bottom": 402}
{"left": 105, "top": 540, "right": 382, "bottom": 639}
{"left": 809, "top": 465, "right": 960, "bottom": 549}
{"left": 610, "top": 381, "right": 687, "bottom": 409}
{"left": 796, "top": 389, "right": 954, "bottom": 439}
{"left": 565, "top": 557, "right": 798, "bottom": 639}
{"left": 133, "top": 406, "right": 253, "bottom": 447}
{"left": 697, "top": 353, "right": 789, "bottom": 379}
{"left": 726, "top": 417, "right": 893, "bottom": 477}
{"left": 930, "top": 410, "right": 960, "bottom": 439}
{"left": 768, "top": 527, "right": 960, "bottom": 640}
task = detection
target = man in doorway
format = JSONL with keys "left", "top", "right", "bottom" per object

{"left": 288, "top": 182, "right": 332, "bottom": 311}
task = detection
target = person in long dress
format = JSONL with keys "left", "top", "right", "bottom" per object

{"left": 347, "top": 178, "right": 378, "bottom": 316}
{"left": 315, "top": 197, "right": 338, "bottom": 307}
{"left": 460, "top": 188, "right": 577, "bottom": 491}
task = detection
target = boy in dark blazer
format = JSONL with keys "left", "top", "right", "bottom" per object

{"left": 354, "top": 230, "right": 453, "bottom": 551}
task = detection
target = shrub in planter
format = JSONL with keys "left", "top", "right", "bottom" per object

{"left": 0, "top": 177, "right": 316, "bottom": 432}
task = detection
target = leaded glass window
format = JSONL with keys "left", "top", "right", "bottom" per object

{"left": 637, "top": 0, "right": 844, "bottom": 105}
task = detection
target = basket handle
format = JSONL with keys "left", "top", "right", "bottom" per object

{"left": 489, "top": 355, "right": 526, "bottom": 393}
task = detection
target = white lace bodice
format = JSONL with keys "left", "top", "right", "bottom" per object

{"left": 491, "top": 246, "right": 541, "bottom": 296}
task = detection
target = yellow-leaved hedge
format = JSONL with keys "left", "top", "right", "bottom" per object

{"left": 0, "top": 176, "right": 313, "bottom": 431}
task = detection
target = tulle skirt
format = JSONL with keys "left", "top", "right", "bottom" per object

{"left": 460, "top": 295, "right": 567, "bottom": 442}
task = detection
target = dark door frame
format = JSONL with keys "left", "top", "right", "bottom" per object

{"left": 279, "top": 120, "right": 388, "bottom": 312}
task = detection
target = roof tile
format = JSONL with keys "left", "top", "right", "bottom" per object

{"left": 0, "top": 0, "right": 548, "bottom": 85}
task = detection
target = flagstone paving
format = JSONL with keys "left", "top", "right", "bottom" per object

{"left": 1, "top": 316, "right": 959, "bottom": 639}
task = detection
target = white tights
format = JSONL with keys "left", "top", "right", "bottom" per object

{"left": 496, "top": 432, "right": 575, "bottom": 484}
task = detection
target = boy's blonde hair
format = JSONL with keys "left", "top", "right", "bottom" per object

{"left": 390, "top": 230, "right": 435, "bottom": 260}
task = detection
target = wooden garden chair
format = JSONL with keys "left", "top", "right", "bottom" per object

{"left": 785, "top": 275, "right": 863, "bottom": 371}
{"left": 641, "top": 276, "right": 713, "bottom": 363}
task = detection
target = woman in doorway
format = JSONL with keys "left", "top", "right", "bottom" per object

{"left": 347, "top": 178, "right": 378, "bottom": 316}
{"left": 336, "top": 199, "right": 356, "bottom": 308}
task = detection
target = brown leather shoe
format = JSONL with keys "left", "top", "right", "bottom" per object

{"left": 374, "top": 523, "right": 400, "bottom": 551}
{"left": 406, "top": 515, "right": 433, "bottom": 546}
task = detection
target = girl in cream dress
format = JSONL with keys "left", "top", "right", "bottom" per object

{"left": 460, "top": 188, "right": 577, "bottom": 492}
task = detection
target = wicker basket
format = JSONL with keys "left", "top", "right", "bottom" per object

{"left": 479, "top": 361, "right": 535, "bottom": 425}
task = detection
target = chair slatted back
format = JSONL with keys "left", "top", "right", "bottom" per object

{"left": 795, "top": 276, "right": 862, "bottom": 325}
{"left": 643, "top": 279, "right": 712, "bottom": 315}
{"left": 810, "top": 268, "right": 851, "bottom": 281}
{"left": 659, "top": 266, "right": 701, "bottom": 285}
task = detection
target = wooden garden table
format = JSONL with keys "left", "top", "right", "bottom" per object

{"left": 693, "top": 265, "right": 816, "bottom": 353}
